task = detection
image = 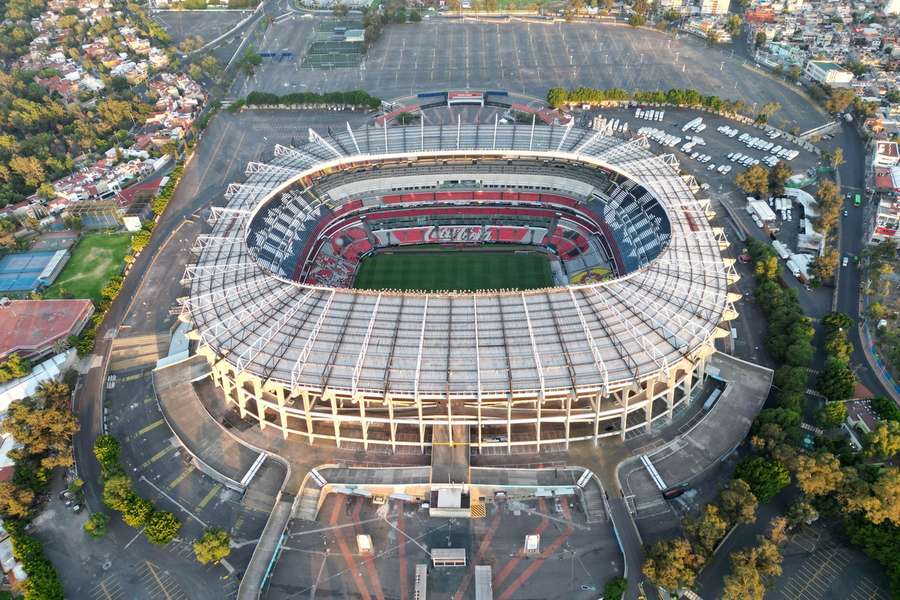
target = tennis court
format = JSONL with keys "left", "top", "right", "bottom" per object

{"left": 0, "top": 251, "right": 58, "bottom": 293}
{"left": 352, "top": 247, "right": 552, "bottom": 292}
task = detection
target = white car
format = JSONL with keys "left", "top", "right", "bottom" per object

{"left": 691, "top": 152, "right": 700, "bottom": 159}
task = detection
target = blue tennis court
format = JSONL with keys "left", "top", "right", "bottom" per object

{"left": 0, "top": 251, "right": 56, "bottom": 293}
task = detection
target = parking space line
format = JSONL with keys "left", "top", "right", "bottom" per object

{"left": 197, "top": 484, "right": 222, "bottom": 510}
{"left": 168, "top": 465, "right": 195, "bottom": 490}
{"left": 137, "top": 418, "right": 165, "bottom": 437}
{"left": 141, "top": 444, "right": 177, "bottom": 468}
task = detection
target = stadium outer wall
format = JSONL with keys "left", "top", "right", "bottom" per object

{"left": 185, "top": 123, "right": 739, "bottom": 453}
{"left": 201, "top": 344, "right": 713, "bottom": 452}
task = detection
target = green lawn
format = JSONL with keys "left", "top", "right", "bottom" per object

{"left": 352, "top": 247, "right": 553, "bottom": 292}
{"left": 44, "top": 233, "right": 131, "bottom": 303}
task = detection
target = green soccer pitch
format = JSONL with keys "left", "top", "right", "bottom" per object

{"left": 352, "top": 247, "right": 553, "bottom": 292}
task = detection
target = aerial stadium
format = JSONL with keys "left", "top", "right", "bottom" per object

{"left": 180, "top": 118, "right": 740, "bottom": 452}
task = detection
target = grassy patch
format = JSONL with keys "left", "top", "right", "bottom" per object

{"left": 352, "top": 247, "right": 553, "bottom": 292}
{"left": 44, "top": 233, "right": 131, "bottom": 303}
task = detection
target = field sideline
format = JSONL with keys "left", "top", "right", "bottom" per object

{"left": 352, "top": 246, "right": 553, "bottom": 292}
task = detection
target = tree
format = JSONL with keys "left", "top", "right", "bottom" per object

{"left": 194, "top": 529, "right": 231, "bottom": 564}
{"left": 84, "top": 512, "right": 109, "bottom": 538}
{"left": 735, "top": 164, "right": 769, "bottom": 198}
{"left": 707, "top": 29, "right": 720, "bottom": 46}
{"left": 145, "top": 511, "right": 181, "bottom": 545}
{"left": 122, "top": 496, "right": 154, "bottom": 528}
{"left": 755, "top": 31, "right": 767, "bottom": 48}
{"left": 793, "top": 452, "right": 844, "bottom": 496}
{"left": 825, "top": 88, "right": 856, "bottom": 114}
{"left": 720, "top": 479, "right": 759, "bottom": 525}
{"left": 0, "top": 397, "right": 78, "bottom": 469}
{"left": 810, "top": 247, "right": 839, "bottom": 285}
{"left": 816, "top": 357, "right": 855, "bottom": 403}
{"left": 722, "top": 549, "right": 766, "bottom": 600}
{"left": 768, "top": 160, "right": 792, "bottom": 197}
{"left": 685, "top": 504, "right": 728, "bottom": 555}
{"left": 754, "top": 256, "right": 779, "bottom": 281}
{"left": 786, "top": 499, "right": 818, "bottom": 528}
{"left": 642, "top": 537, "right": 704, "bottom": 592}
{"left": 787, "top": 65, "right": 801, "bottom": 82}
{"left": 102, "top": 474, "right": 134, "bottom": 511}
{"left": 758, "top": 101, "right": 781, "bottom": 123}
{"left": 735, "top": 456, "right": 790, "bottom": 503}
{"left": 0, "top": 353, "right": 31, "bottom": 382}
{"left": 865, "top": 467, "right": 900, "bottom": 526}
{"left": 725, "top": 14, "right": 742, "bottom": 38}
{"left": 867, "top": 421, "right": 900, "bottom": 459}
{"left": 0, "top": 482, "right": 35, "bottom": 518}
{"left": 547, "top": 87, "right": 568, "bottom": 108}
{"left": 93, "top": 434, "right": 121, "bottom": 476}
{"left": 831, "top": 147, "right": 844, "bottom": 168}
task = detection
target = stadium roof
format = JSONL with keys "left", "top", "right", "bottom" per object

{"left": 183, "top": 123, "right": 735, "bottom": 398}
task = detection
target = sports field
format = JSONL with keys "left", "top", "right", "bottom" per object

{"left": 44, "top": 233, "right": 131, "bottom": 303}
{"left": 352, "top": 247, "right": 553, "bottom": 292}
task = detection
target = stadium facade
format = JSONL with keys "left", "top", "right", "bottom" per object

{"left": 181, "top": 122, "right": 740, "bottom": 451}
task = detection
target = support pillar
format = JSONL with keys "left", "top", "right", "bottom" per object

{"left": 593, "top": 392, "right": 602, "bottom": 443}
{"left": 327, "top": 392, "right": 342, "bottom": 448}
{"left": 506, "top": 396, "right": 512, "bottom": 453}
{"left": 301, "top": 389, "right": 315, "bottom": 444}
{"left": 682, "top": 366, "right": 694, "bottom": 407}
{"left": 644, "top": 381, "right": 653, "bottom": 433}
{"left": 535, "top": 394, "right": 542, "bottom": 453}
{"left": 666, "top": 371, "right": 677, "bottom": 422}
{"left": 620, "top": 388, "right": 630, "bottom": 441}
{"left": 275, "top": 385, "right": 288, "bottom": 440}
{"left": 416, "top": 394, "right": 425, "bottom": 453}
{"left": 251, "top": 378, "right": 266, "bottom": 431}
{"left": 387, "top": 394, "right": 396, "bottom": 453}
{"left": 564, "top": 393, "right": 573, "bottom": 450}
{"left": 357, "top": 393, "right": 368, "bottom": 451}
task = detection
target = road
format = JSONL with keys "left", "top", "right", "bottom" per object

{"left": 831, "top": 122, "right": 887, "bottom": 399}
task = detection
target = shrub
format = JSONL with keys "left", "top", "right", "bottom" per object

{"left": 84, "top": 512, "right": 109, "bottom": 538}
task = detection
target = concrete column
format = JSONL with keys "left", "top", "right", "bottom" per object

{"left": 682, "top": 366, "right": 694, "bottom": 407}
{"left": 666, "top": 370, "right": 677, "bottom": 422}
{"left": 327, "top": 391, "right": 341, "bottom": 448}
{"left": 564, "top": 393, "right": 573, "bottom": 450}
{"left": 416, "top": 394, "right": 425, "bottom": 453}
{"left": 620, "top": 388, "right": 630, "bottom": 441}
{"left": 301, "top": 389, "right": 315, "bottom": 444}
{"left": 644, "top": 380, "right": 653, "bottom": 433}
{"left": 386, "top": 394, "right": 396, "bottom": 453}
{"left": 275, "top": 385, "right": 289, "bottom": 440}
{"left": 357, "top": 393, "right": 368, "bottom": 451}
{"left": 251, "top": 377, "right": 266, "bottom": 431}
{"left": 593, "top": 392, "right": 602, "bottom": 443}
{"left": 535, "top": 393, "right": 542, "bottom": 453}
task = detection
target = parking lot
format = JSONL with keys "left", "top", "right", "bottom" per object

{"left": 768, "top": 525, "right": 891, "bottom": 600}
{"left": 267, "top": 493, "right": 622, "bottom": 599}
{"left": 239, "top": 18, "right": 825, "bottom": 131}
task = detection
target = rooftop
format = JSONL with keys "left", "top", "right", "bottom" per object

{"left": 0, "top": 299, "right": 94, "bottom": 359}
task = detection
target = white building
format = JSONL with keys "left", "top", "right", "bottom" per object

{"left": 699, "top": 0, "right": 729, "bottom": 14}
{"left": 804, "top": 60, "right": 854, "bottom": 86}
{"left": 873, "top": 141, "right": 900, "bottom": 168}
{"left": 886, "top": 0, "right": 900, "bottom": 16}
